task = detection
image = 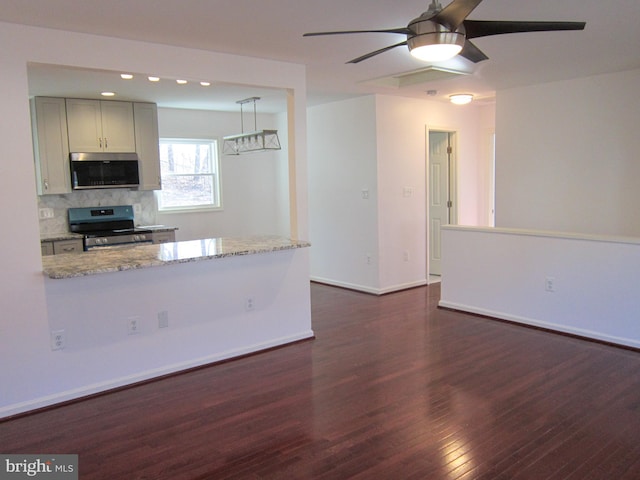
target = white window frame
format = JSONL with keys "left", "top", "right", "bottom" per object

{"left": 157, "top": 138, "right": 222, "bottom": 213}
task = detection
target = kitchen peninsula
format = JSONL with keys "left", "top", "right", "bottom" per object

{"left": 39, "top": 235, "right": 313, "bottom": 413}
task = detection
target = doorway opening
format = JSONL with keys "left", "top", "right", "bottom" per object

{"left": 427, "top": 129, "right": 457, "bottom": 280}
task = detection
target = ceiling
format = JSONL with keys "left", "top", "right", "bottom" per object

{"left": 4, "top": 0, "right": 640, "bottom": 112}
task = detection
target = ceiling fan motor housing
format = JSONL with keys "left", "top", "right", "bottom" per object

{"left": 406, "top": 15, "right": 466, "bottom": 53}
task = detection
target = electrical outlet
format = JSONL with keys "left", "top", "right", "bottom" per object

{"left": 366, "top": 253, "right": 371, "bottom": 265}
{"left": 133, "top": 203, "right": 142, "bottom": 215}
{"left": 545, "top": 276, "right": 556, "bottom": 292}
{"left": 245, "top": 297, "right": 255, "bottom": 311}
{"left": 403, "top": 250, "right": 410, "bottom": 262}
{"left": 158, "top": 310, "right": 169, "bottom": 329}
{"left": 51, "top": 329, "right": 65, "bottom": 351}
{"left": 39, "top": 208, "right": 54, "bottom": 219}
{"left": 127, "top": 316, "right": 140, "bottom": 335}
{"left": 361, "top": 189, "right": 369, "bottom": 200}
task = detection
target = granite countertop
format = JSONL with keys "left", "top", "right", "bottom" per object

{"left": 136, "top": 225, "right": 179, "bottom": 232}
{"left": 40, "top": 232, "right": 84, "bottom": 242}
{"left": 42, "top": 235, "right": 311, "bottom": 279}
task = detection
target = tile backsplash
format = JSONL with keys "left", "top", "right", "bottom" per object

{"left": 38, "top": 189, "right": 157, "bottom": 235}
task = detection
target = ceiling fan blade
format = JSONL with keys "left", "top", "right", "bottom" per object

{"left": 459, "top": 40, "right": 489, "bottom": 63}
{"left": 303, "top": 28, "right": 413, "bottom": 37}
{"left": 464, "top": 20, "right": 586, "bottom": 39}
{"left": 434, "top": 0, "right": 484, "bottom": 31}
{"left": 347, "top": 41, "right": 408, "bottom": 64}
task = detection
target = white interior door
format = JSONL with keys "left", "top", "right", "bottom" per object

{"left": 428, "top": 131, "right": 453, "bottom": 276}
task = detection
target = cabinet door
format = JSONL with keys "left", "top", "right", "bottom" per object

{"left": 101, "top": 101, "right": 136, "bottom": 152}
{"left": 133, "top": 103, "right": 162, "bottom": 190}
{"left": 32, "top": 97, "right": 71, "bottom": 194}
{"left": 41, "top": 241, "right": 54, "bottom": 256}
{"left": 66, "top": 99, "right": 103, "bottom": 152}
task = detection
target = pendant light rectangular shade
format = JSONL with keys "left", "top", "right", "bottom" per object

{"left": 222, "top": 129, "right": 281, "bottom": 155}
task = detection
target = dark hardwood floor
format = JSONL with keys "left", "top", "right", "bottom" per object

{"left": 3, "top": 282, "right": 640, "bottom": 479}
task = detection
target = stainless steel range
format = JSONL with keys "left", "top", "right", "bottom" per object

{"left": 68, "top": 205, "right": 153, "bottom": 250}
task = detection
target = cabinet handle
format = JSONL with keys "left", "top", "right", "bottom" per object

{"left": 99, "top": 138, "right": 102, "bottom": 149}
{"left": 104, "top": 138, "right": 108, "bottom": 149}
{"left": 44, "top": 180, "right": 49, "bottom": 190}
{"left": 62, "top": 247, "right": 74, "bottom": 252}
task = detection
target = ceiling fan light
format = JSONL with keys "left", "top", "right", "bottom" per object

{"left": 410, "top": 43, "right": 462, "bottom": 62}
{"left": 408, "top": 31, "right": 465, "bottom": 62}
{"left": 450, "top": 94, "right": 473, "bottom": 105}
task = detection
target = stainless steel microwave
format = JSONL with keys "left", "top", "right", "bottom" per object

{"left": 70, "top": 152, "right": 140, "bottom": 190}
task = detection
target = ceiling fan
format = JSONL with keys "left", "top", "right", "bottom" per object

{"left": 303, "top": 0, "right": 586, "bottom": 64}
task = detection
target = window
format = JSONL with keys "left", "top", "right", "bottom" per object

{"left": 157, "top": 139, "right": 221, "bottom": 211}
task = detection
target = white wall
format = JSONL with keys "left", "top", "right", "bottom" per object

{"left": 10, "top": 248, "right": 311, "bottom": 417}
{"left": 439, "top": 70, "right": 640, "bottom": 348}
{"left": 308, "top": 94, "right": 495, "bottom": 293}
{"left": 496, "top": 68, "right": 640, "bottom": 236}
{"left": 307, "top": 96, "right": 380, "bottom": 291}
{"left": 440, "top": 226, "right": 640, "bottom": 348}
{"left": 156, "top": 108, "right": 290, "bottom": 240}
{"left": 0, "top": 21, "right": 308, "bottom": 418}
{"left": 375, "top": 96, "right": 493, "bottom": 292}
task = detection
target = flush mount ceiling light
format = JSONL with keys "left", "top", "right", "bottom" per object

{"left": 450, "top": 93, "right": 473, "bottom": 105}
{"left": 148, "top": 76, "right": 160, "bottom": 82}
{"left": 101, "top": 91, "right": 115, "bottom": 97}
{"left": 120, "top": 73, "right": 133, "bottom": 80}
{"left": 223, "top": 97, "right": 281, "bottom": 155}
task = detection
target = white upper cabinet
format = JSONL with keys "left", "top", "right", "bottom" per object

{"left": 133, "top": 103, "right": 162, "bottom": 190}
{"left": 66, "top": 99, "right": 136, "bottom": 152}
{"left": 32, "top": 97, "right": 160, "bottom": 195}
{"left": 31, "top": 97, "right": 71, "bottom": 194}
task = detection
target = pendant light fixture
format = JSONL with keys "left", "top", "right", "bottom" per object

{"left": 222, "top": 97, "right": 281, "bottom": 155}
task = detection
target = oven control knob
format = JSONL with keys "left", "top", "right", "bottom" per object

{"left": 95, "top": 238, "right": 102, "bottom": 245}
{"left": 133, "top": 235, "right": 140, "bottom": 241}
{"left": 101, "top": 238, "right": 108, "bottom": 245}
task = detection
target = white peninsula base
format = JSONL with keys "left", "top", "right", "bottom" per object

{"left": 4, "top": 238, "right": 312, "bottom": 418}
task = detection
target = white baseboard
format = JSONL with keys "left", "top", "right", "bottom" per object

{"left": 311, "top": 276, "right": 427, "bottom": 295}
{"left": 438, "top": 300, "right": 640, "bottom": 349}
{"left": 311, "top": 276, "right": 381, "bottom": 294}
{"left": 378, "top": 280, "right": 428, "bottom": 294}
{"left": 0, "top": 330, "right": 314, "bottom": 419}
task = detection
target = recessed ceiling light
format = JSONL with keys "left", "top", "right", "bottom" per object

{"left": 148, "top": 76, "right": 160, "bottom": 82}
{"left": 120, "top": 73, "right": 133, "bottom": 80}
{"left": 176, "top": 79, "right": 188, "bottom": 85}
{"left": 200, "top": 81, "right": 211, "bottom": 87}
{"left": 101, "top": 91, "right": 116, "bottom": 97}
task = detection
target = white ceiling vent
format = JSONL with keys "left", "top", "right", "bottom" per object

{"left": 361, "top": 66, "right": 469, "bottom": 89}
